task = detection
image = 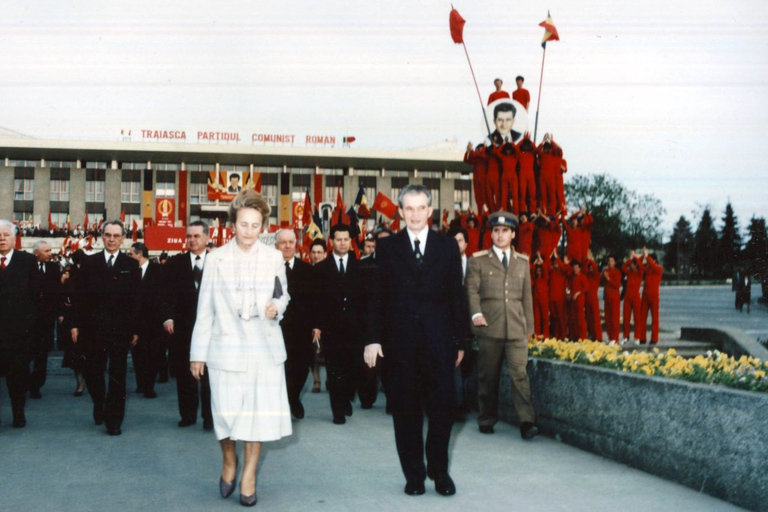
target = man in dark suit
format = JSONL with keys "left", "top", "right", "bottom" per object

{"left": 316, "top": 223, "right": 366, "bottom": 425}
{"left": 128, "top": 242, "right": 165, "bottom": 399}
{"left": 0, "top": 220, "right": 37, "bottom": 428}
{"left": 162, "top": 221, "right": 213, "bottom": 430}
{"left": 71, "top": 220, "right": 141, "bottom": 436}
{"left": 276, "top": 229, "right": 316, "bottom": 420}
{"left": 365, "top": 185, "right": 466, "bottom": 497}
{"left": 29, "top": 240, "right": 62, "bottom": 399}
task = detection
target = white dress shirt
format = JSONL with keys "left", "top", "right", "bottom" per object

{"left": 406, "top": 227, "right": 429, "bottom": 255}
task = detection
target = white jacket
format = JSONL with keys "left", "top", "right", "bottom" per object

{"left": 190, "top": 239, "right": 290, "bottom": 370}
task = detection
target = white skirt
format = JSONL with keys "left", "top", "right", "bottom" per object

{"left": 208, "top": 322, "right": 292, "bottom": 442}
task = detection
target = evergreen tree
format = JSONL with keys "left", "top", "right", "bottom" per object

{"left": 692, "top": 207, "right": 718, "bottom": 278}
{"left": 664, "top": 216, "right": 693, "bottom": 280}
{"left": 717, "top": 202, "right": 741, "bottom": 279}
{"left": 742, "top": 216, "right": 768, "bottom": 301}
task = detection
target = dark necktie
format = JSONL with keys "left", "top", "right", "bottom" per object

{"left": 193, "top": 255, "right": 203, "bottom": 289}
{"left": 285, "top": 260, "right": 292, "bottom": 276}
{"left": 501, "top": 251, "right": 508, "bottom": 270}
{"left": 107, "top": 254, "right": 114, "bottom": 268}
{"left": 414, "top": 239, "right": 423, "bottom": 266}
{"left": 0, "top": 257, "right": 6, "bottom": 270}
{"left": 39, "top": 262, "right": 45, "bottom": 274}
{"left": 339, "top": 257, "right": 345, "bottom": 275}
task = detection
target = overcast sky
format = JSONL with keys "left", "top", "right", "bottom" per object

{"left": 1, "top": 1, "right": 766, "bottom": 235}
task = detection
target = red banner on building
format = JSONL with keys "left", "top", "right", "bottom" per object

{"left": 144, "top": 226, "right": 187, "bottom": 251}
{"left": 156, "top": 198, "right": 175, "bottom": 227}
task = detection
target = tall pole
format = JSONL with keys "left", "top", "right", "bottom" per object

{"left": 533, "top": 43, "right": 547, "bottom": 144}
{"left": 462, "top": 42, "right": 492, "bottom": 140}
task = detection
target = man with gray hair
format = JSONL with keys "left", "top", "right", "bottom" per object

{"left": 29, "top": 240, "right": 62, "bottom": 399}
{"left": 365, "top": 184, "right": 466, "bottom": 496}
{"left": 71, "top": 220, "right": 141, "bottom": 436}
{"left": 0, "top": 220, "right": 38, "bottom": 428}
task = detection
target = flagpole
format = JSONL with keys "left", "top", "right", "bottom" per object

{"left": 462, "top": 42, "right": 492, "bottom": 139}
{"left": 533, "top": 42, "right": 547, "bottom": 144}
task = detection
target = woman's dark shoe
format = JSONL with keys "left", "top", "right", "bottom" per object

{"left": 239, "top": 492, "right": 257, "bottom": 507}
{"left": 220, "top": 457, "right": 238, "bottom": 498}
{"left": 74, "top": 388, "right": 84, "bottom": 397}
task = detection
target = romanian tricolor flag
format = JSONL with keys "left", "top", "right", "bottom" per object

{"left": 539, "top": 11, "right": 560, "bottom": 48}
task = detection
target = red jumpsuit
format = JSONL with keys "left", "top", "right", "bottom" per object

{"left": 548, "top": 257, "right": 569, "bottom": 340}
{"left": 537, "top": 141, "right": 560, "bottom": 215}
{"left": 466, "top": 226, "right": 481, "bottom": 257}
{"left": 516, "top": 220, "right": 534, "bottom": 256}
{"left": 464, "top": 144, "right": 488, "bottom": 214}
{"left": 516, "top": 136, "right": 537, "bottom": 213}
{"left": 493, "top": 142, "right": 519, "bottom": 214}
{"left": 622, "top": 257, "right": 644, "bottom": 341}
{"left": 562, "top": 213, "right": 583, "bottom": 263}
{"left": 583, "top": 259, "right": 602, "bottom": 341}
{"left": 569, "top": 271, "right": 588, "bottom": 341}
{"left": 554, "top": 146, "right": 566, "bottom": 214}
{"left": 601, "top": 267, "right": 622, "bottom": 342}
{"left": 485, "top": 141, "right": 503, "bottom": 212}
{"left": 532, "top": 262, "right": 550, "bottom": 338}
{"left": 580, "top": 213, "right": 593, "bottom": 261}
{"left": 535, "top": 217, "right": 561, "bottom": 261}
{"left": 640, "top": 257, "right": 664, "bottom": 344}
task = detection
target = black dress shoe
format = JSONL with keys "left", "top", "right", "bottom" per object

{"left": 12, "top": 416, "right": 26, "bottom": 428}
{"left": 93, "top": 408, "right": 104, "bottom": 426}
{"left": 203, "top": 418, "right": 214, "bottom": 431}
{"left": 107, "top": 426, "right": 122, "bottom": 436}
{"left": 29, "top": 390, "right": 42, "bottom": 399}
{"left": 404, "top": 480, "right": 426, "bottom": 496}
{"left": 73, "top": 388, "right": 84, "bottom": 397}
{"left": 290, "top": 401, "right": 305, "bottom": 420}
{"left": 143, "top": 390, "right": 157, "bottom": 399}
{"left": 178, "top": 418, "right": 196, "bottom": 427}
{"left": 520, "top": 422, "right": 540, "bottom": 440}
{"left": 479, "top": 425, "right": 494, "bottom": 434}
{"left": 240, "top": 492, "right": 257, "bottom": 507}
{"left": 332, "top": 416, "right": 346, "bottom": 425}
{"left": 433, "top": 472, "right": 456, "bottom": 496}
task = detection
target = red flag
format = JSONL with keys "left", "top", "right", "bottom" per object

{"left": 132, "top": 220, "right": 138, "bottom": 242}
{"left": 336, "top": 188, "right": 344, "bottom": 211}
{"left": 302, "top": 191, "right": 312, "bottom": 227}
{"left": 253, "top": 172, "right": 262, "bottom": 194}
{"left": 449, "top": 6, "right": 466, "bottom": 44}
{"left": 389, "top": 215, "right": 401, "bottom": 233}
{"left": 539, "top": 11, "right": 560, "bottom": 48}
{"left": 120, "top": 210, "right": 126, "bottom": 223}
{"left": 66, "top": 215, "right": 71, "bottom": 231}
{"left": 332, "top": 188, "right": 350, "bottom": 226}
{"left": 372, "top": 192, "right": 399, "bottom": 219}
{"left": 85, "top": 235, "right": 93, "bottom": 251}
{"left": 442, "top": 209, "right": 449, "bottom": 226}
{"left": 13, "top": 222, "right": 22, "bottom": 250}
{"left": 60, "top": 236, "right": 69, "bottom": 254}
{"left": 48, "top": 212, "right": 57, "bottom": 230}
{"left": 83, "top": 211, "right": 90, "bottom": 231}
{"left": 97, "top": 218, "right": 104, "bottom": 231}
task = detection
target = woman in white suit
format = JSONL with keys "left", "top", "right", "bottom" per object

{"left": 190, "top": 190, "right": 291, "bottom": 507}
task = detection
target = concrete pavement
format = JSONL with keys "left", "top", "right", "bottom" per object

{"left": 0, "top": 371, "right": 745, "bottom": 512}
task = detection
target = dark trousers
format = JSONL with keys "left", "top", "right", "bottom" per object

{"left": 284, "top": 341, "right": 313, "bottom": 407}
{"left": 131, "top": 335, "right": 163, "bottom": 393}
{"left": 29, "top": 317, "right": 55, "bottom": 393}
{"left": 29, "top": 349, "right": 49, "bottom": 393}
{"left": 357, "top": 362, "right": 378, "bottom": 407}
{"left": 325, "top": 347, "right": 356, "bottom": 419}
{"left": 388, "top": 344, "right": 456, "bottom": 484}
{"left": 0, "top": 355, "right": 29, "bottom": 419}
{"left": 84, "top": 341, "right": 129, "bottom": 429}
{"left": 171, "top": 343, "right": 211, "bottom": 423}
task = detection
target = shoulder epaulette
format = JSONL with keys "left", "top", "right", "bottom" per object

{"left": 515, "top": 253, "right": 529, "bottom": 261}
{"left": 472, "top": 250, "right": 489, "bottom": 258}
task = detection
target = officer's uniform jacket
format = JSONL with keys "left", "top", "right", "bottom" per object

{"left": 466, "top": 248, "right": 534, "bottom": 340}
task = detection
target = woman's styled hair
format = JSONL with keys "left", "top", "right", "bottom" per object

{"left": 228, "top": 190, "right": 271, "bottom": 226}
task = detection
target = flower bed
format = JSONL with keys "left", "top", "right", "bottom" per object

{"left": 528, "top": 338, "right": 768, "bottom": 393}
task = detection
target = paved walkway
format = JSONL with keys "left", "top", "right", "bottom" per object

{"left": 0, "top": 372, "right": 745, "bottom": 512}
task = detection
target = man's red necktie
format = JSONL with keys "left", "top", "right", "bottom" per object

{"left": 0, "top": 257, "right": 6, "bottom": 269}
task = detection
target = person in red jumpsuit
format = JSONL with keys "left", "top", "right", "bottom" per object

{"left": 531, "top": 253, "right": 550, "bottom": 339}
{"left": 580, "top": 212, "right": 593, "bottom": 262}
{"left": 516, "top": 134, "right": 537, "bottom": 214}
{"left": 487, "top": 78, "right": 510, "bottom": 105}
{"left": 548, "top": 252, "right": 569, "bottom": 340}
{"left": 554, "top": 143, "right": 566, "bottom": 215}
{"left": 534, "top": 211, "right": 561, "bottom": 263}
{"left": 465, "top": 215, "right": 481, "bottom": 257}
{"left": 601, "top": 255, "right": 622, "bottom": 343}
{"left": 583, "top": 251, "right": 602, "bottom": 341}
{"left": 464, "top": 143, "right": 488, "bottom": 215}
{"left": 568, "top": 258, "right": 588, "bottom": 341}
{"left": 537, "top": 133, "right": 560, "bottom": 215}
{"left": 516, "top": 212, "right": 534, "bottom": 256}
{"left": 622, "top": 252, "right": 644, "bottom": 343}
{"left": 562, "top": 212, "right": 583, "bottom": 263}
{"left": 512, "top": 76, "right": 531, "bottom": 111}
{"left": 493, "top": 141, "right": 519, "bottom": 214}
{"left": 640, "top": 248, "right": 664, "bottom": 344}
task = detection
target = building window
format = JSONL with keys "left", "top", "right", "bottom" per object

{"left": 125, "top": 214, "right": 142, "bottom": 230}
{"left": 47, "top": 161, "right": 76, "bottom": 169}
{"left": 325, "top": 176, "right": 343, "bottom": 205}
{"left": 420, "top": 171, "right": 442, "bottom": 179}
{"left": 358, "top": 177, "right": 377, "bottom": 207}
{"left": 152, "top": 163, "right": 180, "bottom": 171}
{"left": 50, "top": 212, "right": 69, "bottom": 228}
{"left": 254, "top": 166, "right": 282, "bottom": 174}
{"left": 156, "top": 171, "right": 176, "bottom": 198}
{"left": 14, "top": 178, "right": 34, "bottom": 200}
{"left": 288, "top": 167, "right": 314, "bottom": 175}
{"left": 86, "top": 180, "right": 105, "bottom": 202}
{"left": 9, "top": 160, "right": 39, "bottom": 168}
{"left": 423, "top": 178, "right": 441, "bottom": 226}
{"left": 386, "top": 170, "right": 410, "bottom": 177}
{"left": 122, "top": 162, "right": 148, "bottom": 171}
{"left": 220, "top": 164, "right": 249, "bottom": 172}
{"left": 85, "top": 161, "right": 108, "bottom": 169}
{"left": 390, "top": 177, "right": 410, "bottom": 205}
{"left": 291, "top": 175, "right": 311, "bottom": 204}
{"left": 121, "top": 181, "right": 141, "bottom": 203}
{"left": 317, "top": 168, "right": 344, "bottom": 176}
{"left": 355, "top": 169, "right": 380, "bottom": 176}
{"left": 50, "top": 180, "right": 70, "bottom": 202}
{"left": 454, "top": 179, "right": 471, "bottom": 210}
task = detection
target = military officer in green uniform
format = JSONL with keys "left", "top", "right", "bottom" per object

{"left": 466, "top": 211, "right": 539, "bottom": 439}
